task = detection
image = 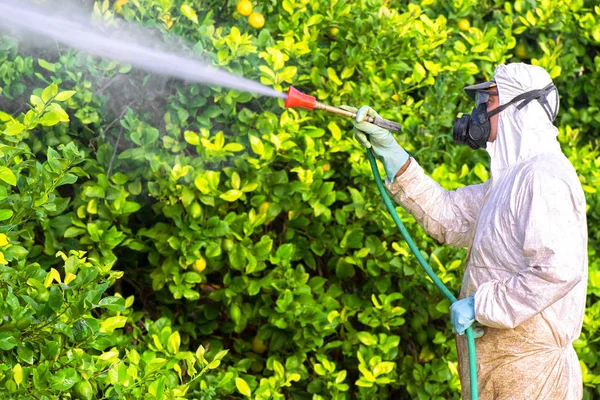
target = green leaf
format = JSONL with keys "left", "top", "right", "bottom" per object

{"left": 38, "top": 59, "right": 57, "bottom": 72}
{"left": 99, "top": 316, "right": 127, "bottom": 334}
{"left": 473, "top": 163, "right": 489, "bottom": 181}
{"left": 119, "top": 64, "right": 132, "bottom": 74}
{"left": 167, "top": 331, "right": 181, "bottom": 354}
{"left": 84, "top": 185, "right": 105, "bottom": 198}
{"left": 436, "top": 298, "right": 451, "bottom": 313}
{"left": 0, "top": 167, "right": 17, "bottom": 186}
{"left": 181, "top": 4, "right": 198, "bottom": 24}
{"left": 39, "top": 110, "right": 69, "bottom": 126}
{"left": 220, "top": 189, "right": 242, "bottom": 202}
{"left": 0, "top": 209, "right": 14, "bottom": 221}
{"left": 356, "top": 332, "right": 378, "bottom": 346}
{"left": 214, "top": 349, "right": 229, "bottom": 361}
{"left": 276, "top": 243, "right": 295, "bottom": 261}
{"left": 17, "top": 347, "right": 34, "bottom": 364}
{"left": 42, "top": 84, "right": 58, "bottom": 103}
{"left": 327, "top": 67, "right": 343, "bottom": 86}
{"left": 97, "top": 296, "right": 126, "bottom": 312}
{"left": 228, "top": 244, "right": 246, "bottom": 270}
{"left": 254, "top": 236, "right": 273, "bottom": 260}
{"left": 273, "top": 360, "right": 285, "bottom": 378}
{"left": 56, "top": 173, "right": 78, "bottom": 187}
{"left": 235, "top": 378, "right": 252, "bottom": 397}
{"left": 328, "top": 121, "right": 342, "bottom": 140}
{"left": 184, "top": 130, "right": 199, "bottom": 145}
{"left": 373, "top": 361, "right": 395, "bottom": 377}
{"left": 0, "top": 332, "right": 18, "bottom": 350}
{"left": 48, "top": 286, "right": 64, "bottom": 312}
{"left": 196, "top": 345, "right": 207, "bottom": 365}
{"left": 231, "top": 172, "right": 241, "bottom": 190}
{"left": 412, "top": 62, "right": 426, "bottom": 83}
{"left": 249, "top": 135, "right": 264, "bottom": 156}
{"left": 51, "top": 368, "right": 78, "bottom": 390}
{"left": 4, "top": 122, "right": 25, "bottom": 136}
{"left": 55, "top": 91, "right": 76, "bottom": 102}
{"left": 224, "top": 143, "right": 244, "bottom": 152}
{"left": 30, "top": 95, "right": 44, "bottom": 110}
{"left": 356, "top": 378, "right": 374, "bottom": 387}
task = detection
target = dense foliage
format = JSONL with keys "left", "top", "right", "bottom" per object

{"left": 0, "top": 0, "right": 599, "bottom": 398}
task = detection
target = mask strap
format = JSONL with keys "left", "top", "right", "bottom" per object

{"left": 486, "top": 83, "right": 558, "bottom": 121}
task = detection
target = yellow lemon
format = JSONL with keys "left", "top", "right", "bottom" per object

{"left": 193, "top": 257, "right": 206, "bottom": 273}
{"left": 248, "top": 12, "right": 265, "bottom": 29}
{"left": 457, "top": 18, "right": 470, "bottom": 32}
{"left": 328, "top": 27, "right": 339, "bottom": 37}
{"left": 0, "top": 233, "right": 8, "bottom": 247}
{"left": 236, "top": 0, "right": 253, "bottom": 17}
{"left": 160, "top": 14, "right": 174, "bottom": 30}
{"left": 115, "top": 0, "right": 129, "bottom": 14}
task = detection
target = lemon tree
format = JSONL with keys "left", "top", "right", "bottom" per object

{"left": 0, "top": 0, "right": 599, "bottom": 398}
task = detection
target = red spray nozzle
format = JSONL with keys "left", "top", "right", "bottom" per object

{"left": 284, "top": 86, "right": 316, "bottom": 110}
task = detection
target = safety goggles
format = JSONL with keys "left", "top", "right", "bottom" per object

{"left": 475, "top": 90, "right": 498, "bottom": 107}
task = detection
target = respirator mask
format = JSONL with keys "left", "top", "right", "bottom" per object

{"left": 453, "top": 82, "right": 558, "bottom": 149}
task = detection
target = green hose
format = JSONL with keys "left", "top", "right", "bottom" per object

{"left": 366, "top": 150, "right": 478, "bottom": 400}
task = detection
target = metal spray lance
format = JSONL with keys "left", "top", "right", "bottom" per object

{"left": 283, "top": 87, "right": 402, "bottom": 132}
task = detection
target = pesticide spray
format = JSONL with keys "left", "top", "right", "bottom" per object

{"left": 0, "top": 0, "right": 285, "bottom": 100}
{"left": 0, "top": 1, "right": 478, "bottom": 397}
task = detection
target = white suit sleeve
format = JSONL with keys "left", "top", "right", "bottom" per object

{"left": 385, "top": 157, "right": 490, "bottom": 248}
{"left": 474, "top": 170, "right": 587, "bottom": 329}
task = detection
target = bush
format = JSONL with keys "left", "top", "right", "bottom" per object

{"left": 0, "top": 0, "right": 599, "bottom": 398}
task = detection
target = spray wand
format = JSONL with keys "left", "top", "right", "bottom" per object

{"left": 284, "top": 86, "right": 402, "bottom": 132}
{"left": 283, "top": 86, "right": 479, "bottom": 400}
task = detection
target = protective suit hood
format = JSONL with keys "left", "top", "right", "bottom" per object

{"left": 486, "top": 63, "right": 561, "bottom": 181}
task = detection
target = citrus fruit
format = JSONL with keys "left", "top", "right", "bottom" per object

{"left": 251, "top": 335, "right": 267, "bottom": 354}
{"left": 193, "top": 257, "right": 206, "bottom": 273}
{"left": 73, "top": 380, "right": 94, "bottom": 400}
{"left": 236, "top": 0, "right": 253, "bottom": 17}
{"left": 190, "top": 202, "right": 201, "bottom": 219}
{"left": 328, "top": 27, "right": 339, "bottom": 37}
{"left": 115, "top": 0, "right": 129, "bottom": 14}
{"left": 515, "top": 43, "right": 528, "bottom": 58}
{"left": 248, "top": 12, "right": 265, "bottom": 29}
{"left": 457, "top": 18, "right": 470, "bottom": 32}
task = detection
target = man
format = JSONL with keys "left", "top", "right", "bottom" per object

{"left": 348, "top": 63, "right": 588, "bottom": 399}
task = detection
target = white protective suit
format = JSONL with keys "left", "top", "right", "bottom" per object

{"left": 386, "top": 63, "right": 588, "bottom": 399}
